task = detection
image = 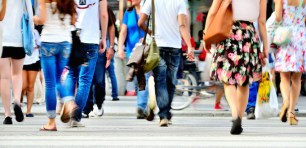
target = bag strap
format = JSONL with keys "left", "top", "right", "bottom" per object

{"left": 151, "top": 0, "right": 155, "bottom": 38}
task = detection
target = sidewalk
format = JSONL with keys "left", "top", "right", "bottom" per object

{"left": 1, "top": 96, "right": 306, "bottom": 117}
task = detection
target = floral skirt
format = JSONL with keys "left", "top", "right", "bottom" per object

{"left": 210, "top": 21, "right": 262, "bottom": 86}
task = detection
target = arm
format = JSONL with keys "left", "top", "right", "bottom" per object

{"left": 258, "top": 0, "right": 269, "bottom": 59}
{"left": 99, "top": 0, "right": 108, "bottom": 53}
{"left": 118, "top": 24, "right": 127, "bottom": 59}
{"left": 71, "top": 13, "right": 77, "bottom": 26}
{"left": 33, "top": 0, "right": 46, "bottom": 25}
{"left": 138, "top": 14, "right": 152, "bottom": 35}
{"left": 275, "top": 0, "right": 283, "bottom": 22}
{"left": 0, "top": 0, "right": 6, "bottom": 21}
{"left": 107, "top": 24, "right": 115, "bottom": 58}
{"left": 178, "top": 14, "right": 194, "bottom": 61}
{"left": 203, "top": 0, "right": 223, "bottom": 51}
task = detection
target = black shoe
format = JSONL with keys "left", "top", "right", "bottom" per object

{"left": 3, "top": 116, "right": 13, "bottom": 125}
{"left": 112, "top": 98, "right": 120, "bottom": 101}
{"left": 146, "top": 108, "right": 155, "bottom": 121}
{"left": 247, "top": 107, "right": 255, "bottom": 120}
{"left": 26, "top": 113, "right": 34, "bottom": 117}
{"left": 14, "top": 104, "right": 24, "bottom": 122}
{"left": 230, "top": 116, "right": 243, "bottom": 135}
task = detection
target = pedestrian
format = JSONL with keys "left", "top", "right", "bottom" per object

{"left": 138, "top": 0, "right": 194, "bottom": 126}
{"left": 204, "top": 0, "right": 268, "bottom": 134}
{"left": 21, "top": 29, "right": 41, "bottom": 118}
{"left": 33, "top": 0, "right": 77, "bottom": 131}
{"left": 118, "top": 0, "right": 151, "bottom": 119}
{"left": 275, "top": 0, "right": 306, "bottom": 126}
{"left": 1, "top": 0, "right": 33, "bottom": 125}
{"left": 82, "top": 5, "right": 116, "bottom": 118}
{"left": 62, "top": 0, "right": 108, "bottom": 127}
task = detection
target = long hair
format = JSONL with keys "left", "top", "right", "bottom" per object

{"left": 51, "top": 0, "right": 76, "bottom": 17}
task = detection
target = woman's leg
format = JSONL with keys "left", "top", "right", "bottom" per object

{"left": 11, "top": 58, "right": 25, "bottom": 104}
{"left": 0, "top": 58, "right": 12, "bottom": 117}
{"left": 289, "top": 72, "right": 302, "bottom": 115}
{"left": 237, "top": 85, "right": 249, "bottom": 118}
{"left": 26, "top": 71, "right": 39, "bottom": 114}
{"left": 21, "top": 70, "right": 28, "bottom": 103}
{"left": 280, "top": 72, "right": 291, "bottom": 106}
{"left": 224, "top": 84, "right": 238, "bottom": 119}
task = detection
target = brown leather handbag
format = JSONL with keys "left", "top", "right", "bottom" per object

{"left": 204, "top": 0, "right": 233, "bottom": 46}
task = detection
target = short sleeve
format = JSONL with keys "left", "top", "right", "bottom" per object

{"left": 178, "top": 0, "right": 187, "bottom": 15}
{"left": 122, "top": 11, "right": 129, "bottom": 25}
{"left": 140, "top": 0, "right": 152, "bottom": 16}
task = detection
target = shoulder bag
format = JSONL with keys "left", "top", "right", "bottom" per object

{"left": 21, "top": 0, "right": 34, "bottom": 56}
{"left": 273, "top": 0, "right": 303, "bottom": 46}
{"left": 203, "top": 0, "right": 233, "bottom": 47}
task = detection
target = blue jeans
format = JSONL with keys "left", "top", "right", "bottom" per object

{"left": 107, "top": 57, "right": 118, "bottom": 98}
{"left": 134, "top": 73, "right": 150, "bottom": 111}
{"left": 40, "top": 42, "right": 71, "bottom": 119}
{"left": 64, "top": 43, "right": 98, "bottom": 122}
{"left": 246, "top": 82, "right": 259, "bottom": 112}
{"left": 153, "top": 47, "right": 181, "bottom": 119}
{"left": 83, "top": 52, "right": 107, "bottom": 115}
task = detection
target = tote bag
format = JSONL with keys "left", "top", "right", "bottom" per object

{"left": 21, "top": 0, "right": 34, "bottom": 56}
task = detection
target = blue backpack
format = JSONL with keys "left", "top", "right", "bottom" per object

{"left": 21, "top": 0, "right": 34, "bottom": 56}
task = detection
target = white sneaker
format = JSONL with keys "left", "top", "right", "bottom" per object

{"left": 70, "top": 120, "right": 85, "bottom": 127}
{"left": 88, "top": 111, "right": 97, "bottom": 118}
{"left": 93, "top": 104, "right": 104, "bottom": 116}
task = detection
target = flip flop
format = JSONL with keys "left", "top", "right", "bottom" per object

{"left": 39, "top": 126, "right": 57, "bottom": 131}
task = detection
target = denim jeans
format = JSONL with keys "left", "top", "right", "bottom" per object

{"left": 83, "top": 52, "right": 107, "bottom": 115}
{"left": 40, "top": 42, "right": 71, "bottom": 119}
{"left": 107, "top": 57, "right": 118, "bottom": 98}
{"left": 63, "top": 43, "right": 98, "bottom": 122}
{"left": 153, "top": 47, "right": 181, "bottom": 119}
{"left": 246, "top": 82, "right": 259, "bottom": 112}
{"left": 135, "top": 73, "right": 150, "bottom": 111}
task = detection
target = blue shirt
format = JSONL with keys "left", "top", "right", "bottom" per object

{"left": 122, "top": 8, "right": 145, "bottom": 58}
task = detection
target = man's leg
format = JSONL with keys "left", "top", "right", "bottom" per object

{"left": 107, "top": 57, "right": 119, "bottom": 100}
{"left": 246, "top": 82, "right": 259, "bottom": 120}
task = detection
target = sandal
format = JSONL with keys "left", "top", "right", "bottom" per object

{"left": 39, "top": 126, "right": 57, "bottom": 131}
{"left": 279, "top": 103, "right": 288, "bottom": 122}
{"left": 288, "top": 112, "right": 298, "bottom": 126}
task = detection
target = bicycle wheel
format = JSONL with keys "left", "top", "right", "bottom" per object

{"left": 171, "top": 73, "right": 197, "bottom": 110}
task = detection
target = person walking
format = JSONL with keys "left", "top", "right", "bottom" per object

{"left": 138, "top": 0, "right": 194, "bottom": 126}
{"left": 21, "top": 29, "right": 41, "bottom": 118}
{"left": 82, "top": 5, "right": 116, "bottom": 118}
{"left": 118, "top": 0, "right": 150, "bottom": 119}
{"left": 275, "top": 0, "right": 306, "bottom": 126}
{"left": 1, "top": 0, "right": 33, "bottom": 125}
{"left": 61, "top": 0, "right": 108, "bottom": 127}
{"left": 204, "top": 0, "right": 268, "bottom": 135}
{"left": 33, "top": 0, "right": 77, "bottom": 131}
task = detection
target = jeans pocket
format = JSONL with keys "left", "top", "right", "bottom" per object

{"left": 41, "top": 43, "right": 57, "bottom": 57}
{"left": 86, "top": 47, "right": 98, "bottom": 60}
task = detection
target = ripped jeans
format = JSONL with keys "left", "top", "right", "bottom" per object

{"left": 40, "top": 42, "right": 71, "bottom": 119}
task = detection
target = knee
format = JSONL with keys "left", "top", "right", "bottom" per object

{"left": 27, "top": 86, "right": 35, "bottom": 92}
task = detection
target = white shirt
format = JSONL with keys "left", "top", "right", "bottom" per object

{"left": 75, "top": 0, "right": 100, "bottom": 44}
{"left": 2, "top": 0, "right": 34, "bottom": 47}
{"left": 24, "top": 30, "right": 40, "bottom": 65}
{"left": 141, "top": 0, "right": 187, "bottom": 48}
{"left": 232, "top": 0, "right": 260, "bottom": 22}
{"left": 40, "top": 3, "right": 72, "bottom": 43}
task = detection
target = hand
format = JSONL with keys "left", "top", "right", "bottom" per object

{"left": 105, "top": 60, "right": 111, "bottom": 68}
{"left": 186, "top": 47, "right": 195, "bottom": 61}
{"left": 203, "top": 41, "right": 211, "bottom": 54}
{"left": 118, "top": 47, "right": 126, "bottom": 60}
{"left": 99, "top": 39, "right": 106, "bottom": 53}
{"left": 106, "top": 48, "right": 115, "bottom": 60}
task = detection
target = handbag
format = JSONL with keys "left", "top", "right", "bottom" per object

{"left": 142, "top": 0, "right": 160, "bottom": 73}
{"left": 21, "top": 0, "right": 34, "bottom": 56}
{"left": 273, "top": 0, "right": 303, "bottom": 46}
{"left": 203, "top": 0, "right": 233, "bottom": 47}
{"left": 68, "top": 29, "right": 88, "bottom": 67}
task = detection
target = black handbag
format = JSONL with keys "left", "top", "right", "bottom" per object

{"left": 68, "top": 29, "right": 88, "bottom": 67}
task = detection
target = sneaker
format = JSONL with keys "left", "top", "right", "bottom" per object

{"left": 214, "top": 102, "right": 227, "bottom": 111}
{"left": 200, "top": 90, "right": 215, "bottom": 97}
{"left": 70, "top": 120, "right": 85, "bottom": 127}
{"left": 159, "top": 118, "right": 169, "bottom": 127}
{"left": 126, "top": 91, "right": 137, "bottom": 96}
{"left": 93, "top": 104, "right": 104, "bottom": 116}
{"left": 137, "top": 108, "right": 147, "bottom": 119}
{"left": 295, "top": 107, "right": 299, "bottom": 113}
{"left": 3, "top": 116, "right": 13, "bottom": 125}
{"left": 88, "top": 111, "right": 97, "bottom": 118}
{"left": 14, "top": 104, "right": 24, "bottom": 122}
{"left": 112, "top": 98, "right": 120, "bottom": 101}
{"left": 247, "top": 107, "right": 256, "bottom": 120}
{"left": 81, "top": 113, "right": 89, "bottom": 118}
